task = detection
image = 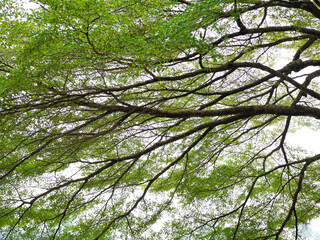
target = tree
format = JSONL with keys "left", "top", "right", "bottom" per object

{"left": 1, "top": 0, "right": 320, "bottom": 239}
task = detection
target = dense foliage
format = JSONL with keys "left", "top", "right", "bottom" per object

{"left": 1, "top": 0, "right": 320, "bottom": 239}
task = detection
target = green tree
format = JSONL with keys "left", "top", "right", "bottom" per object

{"left": 1, "top": 0, "right": 320, "bottom": 239}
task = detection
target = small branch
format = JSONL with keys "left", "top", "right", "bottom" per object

{"left": 293, "top": 37, "right": 316, "bottom": 60}
{"left": 176, "top": 0, "right": 191, "bottom": 5}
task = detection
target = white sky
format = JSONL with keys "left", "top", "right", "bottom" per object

{"left": 289, "top": 128, "right": 320, "bottom": 154}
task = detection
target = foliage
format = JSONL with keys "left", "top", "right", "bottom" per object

{"left": 1, "top": 0, "right": 320, "bottom": 239}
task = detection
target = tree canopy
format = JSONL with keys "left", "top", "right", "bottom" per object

{"left": 1, "top": 0, "right": 320, "bottom": 239}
